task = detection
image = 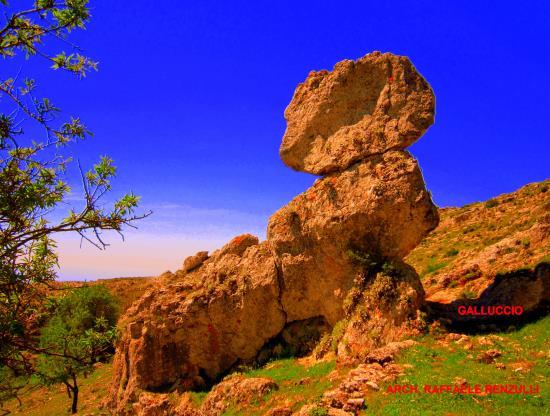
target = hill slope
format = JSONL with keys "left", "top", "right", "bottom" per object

{"left": 406, "top": 179, "right": 549, "bottom": 303}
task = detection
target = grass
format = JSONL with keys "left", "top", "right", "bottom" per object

{"left": 406, "top": 179, "right": 550, "bottom": 296}
{"left": 445, "top": 248, "right": 460, "bottom": 257}
{"left": 5, "top": 315, "right": 549, "bottom": 415}
{"left": 216, "top": 359, "right": 337, "bottom": 415}
{"left": 422, "top": 259, "right": 448, "bottom": 277}
{"left": 244, "top": 358, "right": 335, "bottom": 382}
{"left": 363, "top": 315, "right": 550, "bottom": 416}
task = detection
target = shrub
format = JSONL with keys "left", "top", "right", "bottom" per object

{"left": 445, "top": 248, "right": 459, "bottom": 257}
{"left": 346, "top": 248, "right": 379, "bottom": 270}
{"left": 459, "top": 289, "right": 477, "bottom": 300}
{"left": 330, "top": 320, "right": 348, "bottom": 352}
{"left": 485, "top": 199, "right": 499, "bottom": 208}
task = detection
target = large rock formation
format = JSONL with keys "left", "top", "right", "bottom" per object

{"left": 335, "top": 261, "right": 427, "bottom": 364}
{"left": 106, "top": 51, "right": 438, "bottom": 415}
{"left": 107, "top": 239, "right": 286, "bottom": 414}
{"left": 280, "top": 52, "right": 435, "bottom": 175}
{"left": 268, "top": 150, "right": 437, "bottom": 325}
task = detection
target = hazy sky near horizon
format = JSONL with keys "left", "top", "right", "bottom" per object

{"left": 3, "top": 1, "right": 549, "bottom": 280}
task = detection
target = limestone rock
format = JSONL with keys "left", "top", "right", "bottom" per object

{"left": 280, "top": 52, "right": 435, "bottom": 174}
{"left": 173, "top": 395, "right": 204, "bottom": 416}
{"left": 364, "top": 339, "right": 418, "bottom": 364}
{"left": 321, "top": 362, "right": 404, "bottom": 411}
{"left": 183, "top": 251, "right": 209, "bottom": 272}
{"left": 406, "top": 180, "right": 550, "bottom": 315}
{"left": 133, "top": 393, "right": 172, "bottom": 416}
{"left": 336, "top": 262, "right": 425, "bottom": 365}
{"left": 265, "top": 408, "right": 293, "bottom": 416}
{"left": 268, "top": 150, "right": 438, "bottom": 325}
{"left": 201, "top": 376, "right": 277, "bottom": 415}
{"left": 106, "top": 239, "right": 286, "bottom": 415}
{"left": 428, "top": 262, "right": 550, "bottom": 325}
{"left": 216, "top": 233, "right": 259, "bottom": 257}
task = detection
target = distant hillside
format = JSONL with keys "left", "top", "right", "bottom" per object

{"left": 55, "top": 276, "right": 159, "bottom": 314}
{"left": 94, "top": 276, "right": 160, "bottom": 312}
{"left": 406, "top": 179, "right": 549, "bottom": 303}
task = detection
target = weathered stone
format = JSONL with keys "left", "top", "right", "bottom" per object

{"left": 201, "top": 376, "right": 277, "bottom": 416}
{"left": 268, "top": 150, "right": 438, "bottom": 325}
{"left": 364, "top": 339, "right": 418, "bottom": 364}
{"left": 133, "top": 393, "right": 172, "bottom": 416}
{"left": 428, "top": 262, "right": 550, "bottom": 325}
{"left": 477, "top": 349, "right": 502, "bottom": 364}
{"left": 336, "top": 262, "right": 425, "bottom": 365}
{"left": 216, "top": 233, "right": 259, "bottom": 257}
{"left": 106, "top": 240, "right": 285, "bottom": 415}
{"left": 280, "top": 51, "right": 435, "bottom": 174}
{"left": 182, "top": 251, "right": 209, "bottom": 272}
{"left": 107, "top": 52, "right": 440, "bottom": 415}
{"left": 264, "top": 407, "right": 293, "bottom": 416}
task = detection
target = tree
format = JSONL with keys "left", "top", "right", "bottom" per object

{"left": 37, "top": 285, "right": 119, "bottom": 414}
{"left": 0, "top": 0, "right": 149, "bottom": 406}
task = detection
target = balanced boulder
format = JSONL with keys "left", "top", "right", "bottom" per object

{"left": 280, "top": 52, "right": 435, "bottom": 175}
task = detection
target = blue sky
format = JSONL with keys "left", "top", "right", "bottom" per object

{"left": 3, "top": 1, "right": 549, "bottom": 279}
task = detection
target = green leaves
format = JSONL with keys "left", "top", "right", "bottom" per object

{"left": 37, "top": 285, "right": 119, "bottom": 388}
{"left": 51, "top": 52, "right": 98, "bottom": 77}
{"left": 0, "top": 3, "right": 150, "bottom": 407}
{"left": 1, "top": 0, "right": 95, "bottom": 77}
{"left": 89, "top": 155, "right": 116, "bottom": 187}
{"left": 115, "top": 193, "right": 140, "bottom": 217}
{"left": 0, "top": 114, "right": 15, "bottom": 140}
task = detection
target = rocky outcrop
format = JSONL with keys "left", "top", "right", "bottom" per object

{"left": 405, "top": 179, "right": 550, "bottom": 326}
{"left": 200, "top": 376, "right": 278, "bottom": 415}
{"left": 428, "top": 261, "right": 550, "bottom": 326}
{"left": 280, "top": 52, "right": 435, "bottom": 175}
{"left": 320, "top": 361, "right": 406, "bottom": 413}
{"left": 268, "top": 150, "right": 437, "bottom": 325}
{"left": 182, "top": 251, "right": 209, "bottom": 272}
{"left": 107, "top": 239, "right": 286, "bottom": 414}
{"left": 106, "top": 51, "right": 438, "bottom": 414}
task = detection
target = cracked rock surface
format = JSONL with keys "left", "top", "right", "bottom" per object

{"left": 106, "top": 239, "right": 286, "bottom": 414}
{"left": 268, "top": 150, "right": 437, "bottom": 326}
{"left": 279, "top": 51, "right": 435, "bottom": 175}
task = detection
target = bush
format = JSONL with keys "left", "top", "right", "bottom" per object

{"left": 459, "top": 289, "right": 477, "bottom": 300}
{"left": 484, "top": 199, "right": 499, "bottom": 208}
{"left": 346, "top": 248, "right": 380, "bottom": 270}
